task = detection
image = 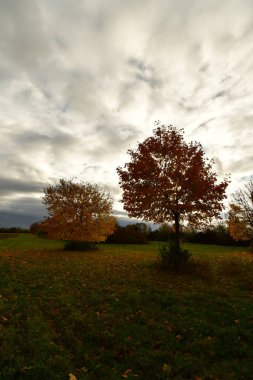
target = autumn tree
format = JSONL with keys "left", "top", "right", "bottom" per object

{"left": 117, "top": 123, "right": 229, "bottom": 253}
{"left": 228, "top": 180, "right": 253, "bottom": 241}
{"left": 41, "top": 179, "right": 116, "bottom": 243}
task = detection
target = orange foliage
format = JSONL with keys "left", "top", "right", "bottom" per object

{"left": 41, "top": 179, "right": 116, "bottom": 242}
{"left": 228, "top": 180, "right": 253, "bottom": 242}
{"left": 228, "top": 204, "right": 251, "bottom": 241}
{"left": 117, "top": 123, "right": 229, "bottom": 244}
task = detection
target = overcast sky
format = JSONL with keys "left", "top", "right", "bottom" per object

{"left": 0, "top": 0, "right": 253, "bottom": 226}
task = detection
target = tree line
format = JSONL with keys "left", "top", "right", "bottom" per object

{"left": 102, "top": 221, "right": 248, "bottom": 246}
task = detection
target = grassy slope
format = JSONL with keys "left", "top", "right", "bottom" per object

{"left": 0, "top": 235, "right": 253, "bottom": 379}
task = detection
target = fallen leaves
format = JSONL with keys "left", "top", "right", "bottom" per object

{"left": 121, "top": 368, "right": 139, "bottom": 378}
{"left": 162, "top": 363, "right": 171, "bottom": 374}
{"left": 122, "top": 368, "right": 132, "bottom": 378}
{"left": 164, "top": 320, "right": 173, "bottom": 332}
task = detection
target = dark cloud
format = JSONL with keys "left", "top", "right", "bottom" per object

{"left": 13, "top": 130, "right": 79, "bottom": 153}
{"left": 0, "top": 211, "right": 41, "bottom": 228}
{"left": 3, "top": 196, "right": 46, "bottom": 216}
{"left": 212, "top": 90, "right": 227, "bottom": 99}
{"left": 0, "top": 178, "right": 45, "bottom": 196}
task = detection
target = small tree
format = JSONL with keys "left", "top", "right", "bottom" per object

{"left": 117, "top": 123, "right": 229, "bottom": 258}
{"left": 41, "top": 179, "right": 116, "bottom": 243}
{"left": 228, "top": 180, "right": 253, "bottom": 242}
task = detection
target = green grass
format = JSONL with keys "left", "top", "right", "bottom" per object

{"left": 0, "top": 236, "right": 253, "bottom": 379}
{"left": 0, "top": 233, "right": 64, "bottom": 249}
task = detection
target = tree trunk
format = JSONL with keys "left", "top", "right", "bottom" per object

{"left": 174, "top": 212, "right": 180, "bottom": 253}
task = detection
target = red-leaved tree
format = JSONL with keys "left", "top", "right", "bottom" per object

{"left": 117, "top": 123, "right": 229, "bottom": 251}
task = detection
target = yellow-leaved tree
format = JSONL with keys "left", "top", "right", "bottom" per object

{"left": 228, "top": 180, "right": 253, "bottom": 241}
{"left": 40, "top": 179, "right": 116, "bottom": 243}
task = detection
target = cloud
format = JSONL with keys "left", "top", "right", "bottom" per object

{"left": 0, "top": 0, "right": 253, "bottom": 225}
{"left": 0, "top": 178, "right": 44, "bottom": 196}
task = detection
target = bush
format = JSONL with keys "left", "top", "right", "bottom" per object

{"left": 64, "top": 241, "right": 97, "bottom": 251}
{"left": 159, "top": 240, "right": 192, "bottom": 271}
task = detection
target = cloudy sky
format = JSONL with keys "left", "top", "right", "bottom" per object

{"left": 0, "top": 0, "right": 253, "bottom": 227}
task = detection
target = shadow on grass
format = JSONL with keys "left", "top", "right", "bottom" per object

{"left": 63, "top": 241, "right": 99, "bottom": 251}
{"left": 154, "top": 252, "right": 253, "bottom": 291}
{"left": 218, "top": 257, "right": 253, "bottom": 291}
{"left": 155, "top": 257, "right": 215, "bottom": 282}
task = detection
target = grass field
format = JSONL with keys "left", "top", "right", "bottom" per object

{"left": 0, "top": 234, "right": 253, "bottom": 379}
{"left": 0, "top": 233, "right": 64, "bottom": 250}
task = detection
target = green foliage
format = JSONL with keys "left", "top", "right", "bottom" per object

{"left": 64, "top": 240, "right": 97, "bottom": 251}
{"left": 159, "top": 240, "right": 192, "bottom": 270}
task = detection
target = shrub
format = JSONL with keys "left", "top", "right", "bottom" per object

{"left": 159, "top": 240, "right": 191, "bottom": 271}
{"left": 64, "top": 241, "right": 97, "bottom": 251}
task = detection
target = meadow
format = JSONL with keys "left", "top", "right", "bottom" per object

{"left": 0, "top": 234, "right": 253, "bottom": 379}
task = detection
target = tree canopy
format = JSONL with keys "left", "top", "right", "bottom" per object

{"left": 117, "top": 123, "right": 229, "bottom": 248}
{"left": 228, "top": 180, "right": 253, "bottom": 241}
{"left": 41, "top": 179, "right": 116, "bottom": 242}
